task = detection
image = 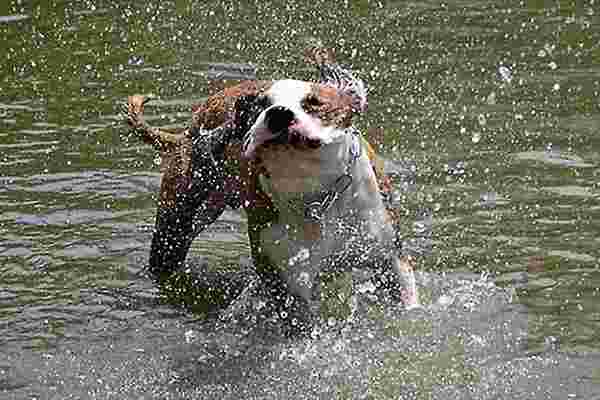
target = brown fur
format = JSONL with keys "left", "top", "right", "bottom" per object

{"left": 192, "top": 81, "right": 272, "bottom": 129}
{"left": 127, "top": 95, "right": 193, "bottom": 208}
{"left": 126, "top": 79, "right": 402, "bottom": 300}
{"left": 305, "top": 83, "right": 354, "bottom": 128}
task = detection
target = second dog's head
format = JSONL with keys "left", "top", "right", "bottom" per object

{"left": 240, "top": 79, "right": 366, "bottom": 159}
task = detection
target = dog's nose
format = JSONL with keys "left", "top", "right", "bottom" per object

{"left": 265, "top": 106, "right": 295, "bottom": 133}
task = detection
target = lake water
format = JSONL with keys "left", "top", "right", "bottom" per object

{"left": 1, "top": 1, "right": 599, "bottom": 399}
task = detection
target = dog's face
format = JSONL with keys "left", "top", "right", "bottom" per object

{"left": 241, "top": 80, "right": 356, "bottom": 160}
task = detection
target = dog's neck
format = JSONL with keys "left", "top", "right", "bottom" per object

{"left": 257, "top": 133, "right": 357, "bottom": 228}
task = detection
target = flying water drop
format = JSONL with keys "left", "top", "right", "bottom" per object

{"left": 498, "top": 65, "right": 512, "bottom": 83}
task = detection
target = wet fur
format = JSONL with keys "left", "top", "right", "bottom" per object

{"left": 238, "top": 80, "right": 419, "bottom": 313}
{"left": 125, "top": 62, "right": 412, "bottom": 318}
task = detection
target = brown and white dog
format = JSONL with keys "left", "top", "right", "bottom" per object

{"left": 125, "top": 50, "right": 418, "bottom": 322}
{"left": 237, "top": 77, "right": 419, "bottom": 317}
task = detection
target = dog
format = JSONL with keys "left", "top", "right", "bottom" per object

{"left": 237, "top": 77, "right": 419, "bottom": 317}
{"left": 125, "top": 47, "right": 419, "bottom": 321}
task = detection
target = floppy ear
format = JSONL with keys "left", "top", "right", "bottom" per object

{"left": 318, "top": 64, "right": 368, "bottom": 113}
{"left": 233, "top": 93, "right": 268, "bottom": 140}
{"left": 192, "top": 81, "right": 270, "bottom": 130}
{"left": 306, "top": 83, "right": 360, "bottom": 128}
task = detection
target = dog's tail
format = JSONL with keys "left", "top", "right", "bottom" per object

{"left": 125, "top": 95, "right": 189, "bottom": 152}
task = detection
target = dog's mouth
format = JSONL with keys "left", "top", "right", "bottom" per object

{"left": 243, "top": 105, "right": 325, "bottom": 158}
{"left": 266, "top": 124, "right": 323, "bottom": 149}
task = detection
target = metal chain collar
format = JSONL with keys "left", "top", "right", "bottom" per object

{"left": 303, "top": 128, "right": 361, "bottom": 222}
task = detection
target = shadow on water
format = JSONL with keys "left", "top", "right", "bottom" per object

{"left": 1, "top": 0, "right": 600, "bottom": 398}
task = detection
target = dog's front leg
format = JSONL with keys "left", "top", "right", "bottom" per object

{"left": 259, "top": 224, "right": 319, "bottom": 303}
{"left": 351, "top": 162, "right": 420, "bottom": 309}
{"left": 259, "top": 224, "right": 357, "bottom": 323}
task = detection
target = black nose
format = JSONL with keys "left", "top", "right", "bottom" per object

{"left": 265, "top": 106, "right": 295, "bottom": 133}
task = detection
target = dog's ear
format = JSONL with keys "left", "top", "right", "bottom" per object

{"left": 233, "top": 94, "right": 270, "bottom": 139}
{"left": 192, "top": 81, "right": 269, "bottom": 131}
{"left": 318, "top": 64, "right": 368, "bottom": 114}
{"left": 234, "top": 94, "right": 257, "bottom": 138}
{"left": 305, "top": 84, "right": 362, "bottom": 128}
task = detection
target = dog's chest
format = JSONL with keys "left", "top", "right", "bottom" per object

{"left": 256, "top": 142, "right": 351, "bottom": 220}
{"left": 247, "top": 131, "right": 387, "bottom": 240}
{"left": 257, "top": 145, "right": 324, "bottom": 194}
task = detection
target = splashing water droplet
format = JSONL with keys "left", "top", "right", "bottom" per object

{"left": 477, "top": 114, "right": 487, "bottom": 126}
{"left": 184, "top": 329, "right": 197, "bottom": 343}
{"left": 128, "top": 55, "right": 144, "bottom": 66}
{"left": 480, "top": 192, "right": 497, "bottom": 208}
{"left": 498, "top": 65, "right": 512, "bottom": 83}
{"left": 447, "top": 160, "right": 466, "bottom": 176}
{"left": 544, "top": 335, "right": 560, "bottom": 352}
{"left": 544, "top": 43, "right": 556, "bottom": 55}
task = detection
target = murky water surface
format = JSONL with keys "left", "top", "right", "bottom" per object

{"left": 1, "top": 1, "right": 599, "bottom": 399}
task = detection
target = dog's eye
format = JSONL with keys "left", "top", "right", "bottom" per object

{"left": 302, "top": 95, "right": 322, "bottom": 109}
{"left": 256, "top": 95, "right": 271, "bottom": 108}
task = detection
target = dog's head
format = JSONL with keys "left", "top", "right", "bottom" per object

{"left": 240, "top": 79, "right": 366, "bottom": 159}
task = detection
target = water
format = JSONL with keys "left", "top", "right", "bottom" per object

{"left": 1, "top": 1, "right": 599, "bottom": 398}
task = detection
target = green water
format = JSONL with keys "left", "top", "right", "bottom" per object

{"left": 1, "top": 1, "right": 599, "bottom": 398}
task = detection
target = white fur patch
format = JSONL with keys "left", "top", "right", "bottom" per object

{"left": 242, "top": 80, "right": 345, "bottom": 158}
{"left": 267, "top": 80, "right": 310, "bottom": 108}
